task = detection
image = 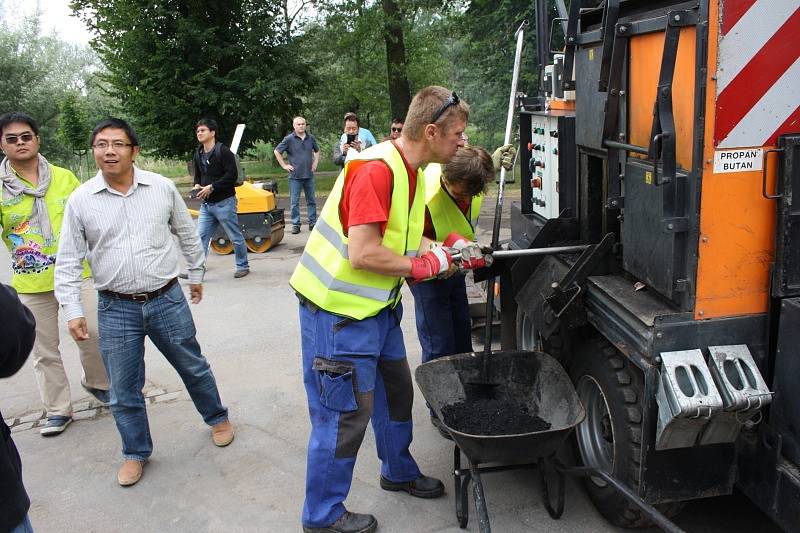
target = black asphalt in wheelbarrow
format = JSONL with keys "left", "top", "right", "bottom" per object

{"left": 415, "top": 350, "right": 585, "bottom": 531}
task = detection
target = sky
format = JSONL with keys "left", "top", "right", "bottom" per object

{"left": 8, "top": 0, "right": 92, "bottom": 45}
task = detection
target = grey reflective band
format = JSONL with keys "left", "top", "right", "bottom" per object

{"left": 315, "top": 218, "right": 349, "bottom": 259}
{"left": 299, "top": 252, "right": 394, "bottom": 302}
{"left": 317, "top": 214, "right": 418, "bottom": 259}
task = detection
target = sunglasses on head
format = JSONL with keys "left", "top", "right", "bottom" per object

{"left": 3, "top": 132, "right": 35, "bottom": 144}
{"left": 391, "top": 127, "right": 402, "bottom": 132}
{"left": 430, "top": 92, "right": 460, "bottom": 124}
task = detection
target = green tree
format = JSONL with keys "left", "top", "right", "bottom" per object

{"left": 299, "top": 0, "right": 451, "bottom": 143}
{"left": 449, "top": 0, "right": 541, "bottom": 147}
{"left": 0, "top": 12, "right": 98, "bottom": 164}
{"left": 57, "top": 92, "right": 92, "bottom": 179}
{"left": 71, "top": 0, "right": 314, "bottom": 157}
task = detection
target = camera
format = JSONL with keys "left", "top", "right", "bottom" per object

{"left": 189, "top": 189, "right": 199, "bottom": 199}
{"left": 346, "top": 133, "right": 357, "bottom": 145}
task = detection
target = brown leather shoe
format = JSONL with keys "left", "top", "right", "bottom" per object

{"left": 212, "top": 420, "right": 234, "bottom": 447}
{"left": 117, "top": 460, "right": 145, "bottom": 486}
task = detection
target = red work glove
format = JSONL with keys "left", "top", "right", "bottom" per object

{"left": 443, "top": 232, "right": 471, "bottom": 250}
{"left": 410, "top": 247, "right": 453, "bottom": 281}
{"left": 444, "top": 232, "right": 491, "bottom": 270}
{"left": 459, "top": 245, "right": 492, "bottom": 269}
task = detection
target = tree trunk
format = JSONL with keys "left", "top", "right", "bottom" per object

{"left": 381, "top": 0, "right": 412, "bottom": 121}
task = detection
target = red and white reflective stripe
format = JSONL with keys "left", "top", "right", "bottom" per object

{"left": 715, "top": 0, "right": 800, "bottom": 148}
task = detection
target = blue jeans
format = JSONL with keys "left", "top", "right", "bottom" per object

{"left": 198, "top": 196, "right": 249, "bottom": 271}
{"left": 409, "top": 274, "right": 474, "bottom": 363}
{"left": 9, "top": 514, "right": 34, "bottom": 533}
{"left": 300, "top": 302, "right": 420, "bottom": 528}
{"left": 409, "top": 275, "right": 473, "bottom": 416}
{"left": 97, "top": 282, "right": 228, "bottom": 461}
{"left": 289, "top": 178, "right": 317, "bottom": 227}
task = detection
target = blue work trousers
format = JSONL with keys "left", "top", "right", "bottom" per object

{"left": 97, "top": 282, "right": 229, "bottom": 461}
{"left": 300, "top": 302, "right": 421, "bottom": 528}
{"left": 289, "top": 178, "right": 317, "bottom": 227}
{"left": 198, "top": 195, "right": 249, "bottom": 272}
{"left": 409, "top": 274, "right": 474, "bottom": 364}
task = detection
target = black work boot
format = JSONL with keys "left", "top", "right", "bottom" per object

{"left": 302, "top": 511, "right": 378, "bottom": 533}
{"left": 380, "top": 474, "right": 445, "bottom": 498}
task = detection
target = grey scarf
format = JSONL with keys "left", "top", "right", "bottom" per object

{"left": 1, "top": 154, "right": 54, "bottom": 243}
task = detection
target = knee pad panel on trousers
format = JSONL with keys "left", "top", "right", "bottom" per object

{"left": 335, "top": 391, "right": 374, "bottom": 458}
{"left": 378, "top": 358, "right": 413, "bottom": 421}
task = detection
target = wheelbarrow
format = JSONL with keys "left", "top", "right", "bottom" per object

{"left": 415, "top": 350, "right": 685, "bottom": 533}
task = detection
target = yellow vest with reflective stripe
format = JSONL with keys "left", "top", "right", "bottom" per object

{"left": 290, "top": 142, "right": 425, "bottom": 320}
{"left": 423, "top": 163, "right": 483, "bottom": 241}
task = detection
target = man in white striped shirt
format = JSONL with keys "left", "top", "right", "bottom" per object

{"left": 55, "top": 118, "right": 234, "bottom": 487}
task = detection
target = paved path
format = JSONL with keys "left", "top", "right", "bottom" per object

{"left": 1, "top": 189, "right": 777, "bottom": 532}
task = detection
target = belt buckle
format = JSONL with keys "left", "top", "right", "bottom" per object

{"left": 131, "top": 292, "right": 149, "bottom": 302}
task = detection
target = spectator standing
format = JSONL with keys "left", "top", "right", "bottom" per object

{"left": 342, "top": 112, "right": 378, "bottom": 146}
{"left": 290, "top": 86, "right": 487, "bottom": 533}
{"left": 0, "top": 283, "right": 37, "bottom": 533}
{"left": 0, "top": 111, "right": 109, "bottom": 437}
{"left": 333, "top": 113, "right": 374, "bottom": 169}
{"left": 55, "top": 118, "right": 234, "bottom": 487}
{"left": 192, "top": 118, "right": 250, "bottom": 279}
{"left": 384, "top": 118, "right": 404, "bottom": 141}
{"left": 274, "top": 117, "right": 320, "bottom": 234}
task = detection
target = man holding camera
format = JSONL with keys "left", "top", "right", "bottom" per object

{"left": 333, "top": 112, "right": 374, "bottom": 169}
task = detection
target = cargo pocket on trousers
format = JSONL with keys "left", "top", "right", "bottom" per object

{"left": 313, "top": 357, "right": 358, "bottom": 412}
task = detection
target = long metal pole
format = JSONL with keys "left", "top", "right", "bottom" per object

{"left": 452, "top": 244, "right": 589, "bottom": 262}
{"left": 483, "top": 20, "right": 528, "bottom": 358}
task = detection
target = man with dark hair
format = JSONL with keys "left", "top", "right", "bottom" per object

{"left": 333, "top": 113, "right": 374, "bottom": 169}
{"left": 192, "top": 118, "right": 250, "bottom": 278}
{"left": 274, "top": 116, "right": 320, "bottom": 234}
{"left": 290, "top": 86, "right": 487, "bottom": 533}
{"left": 1, "top": 283, "right": 37, "bottom": 533}
{"left": 55, "top": 118, "right": 233, "bottom": 487}
{"left": 385, "top": 118, "right": 404, "bottom": 141}
{"left": 342, "top": 112, "right": 377, "bottom": 146}
{"left": 0, "top": 111, "right": 109, "bottom": 437}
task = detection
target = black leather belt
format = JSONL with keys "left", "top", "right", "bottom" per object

{"left": 101, "top": 278, "right": 178, "bottom": 303}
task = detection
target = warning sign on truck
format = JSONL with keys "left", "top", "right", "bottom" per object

{"left": 713, "top": 148, "right": 763, "bottom": 173}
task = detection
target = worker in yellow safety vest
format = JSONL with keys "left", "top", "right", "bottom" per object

{"left": 410, "top": 144, "right": 515, "bottom": 437}
{"left": 289, "top": 87, "right": 492, "bottom": 533}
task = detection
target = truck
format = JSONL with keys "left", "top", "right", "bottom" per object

{"left": 496, "top": 0, "right": 800, "bottom": 529}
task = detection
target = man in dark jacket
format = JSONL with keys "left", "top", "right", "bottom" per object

{"left": 1, "top": 283, "right": 37, "bottom": 532}
{"left": 192, "top": 118, "right": 250, "bottom": 278}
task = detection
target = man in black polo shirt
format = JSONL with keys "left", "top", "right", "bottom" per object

{"left": 274, "top": 116, "right": 320, "bottom": 234}
{"left": 193, "top": 118, "right": 250, "bottom": 278}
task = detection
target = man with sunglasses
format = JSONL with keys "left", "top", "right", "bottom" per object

{"left": 0, "top": 111, "right": 109, "bottom": 437}
{"left": 385, "top": 118, "right": 404, "bottom": 141}
{"left": 291, "top": 86, "right": 481, "bottom": 533}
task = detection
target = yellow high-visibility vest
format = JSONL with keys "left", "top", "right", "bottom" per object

{"left": 290, "top": 142, "right": 425, "bottom": 320}
{"left": 423, "top": 163, "right": 482, "bottom": 241}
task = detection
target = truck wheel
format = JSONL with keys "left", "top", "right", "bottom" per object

{"left": 516, "top": 305, "right": 542, "bottom": 351}
{"left": 515, "top": 307, "right": 565, "bottom": 360}
{"left": 570, "top": 336, "right": 683, "bottom": 527}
